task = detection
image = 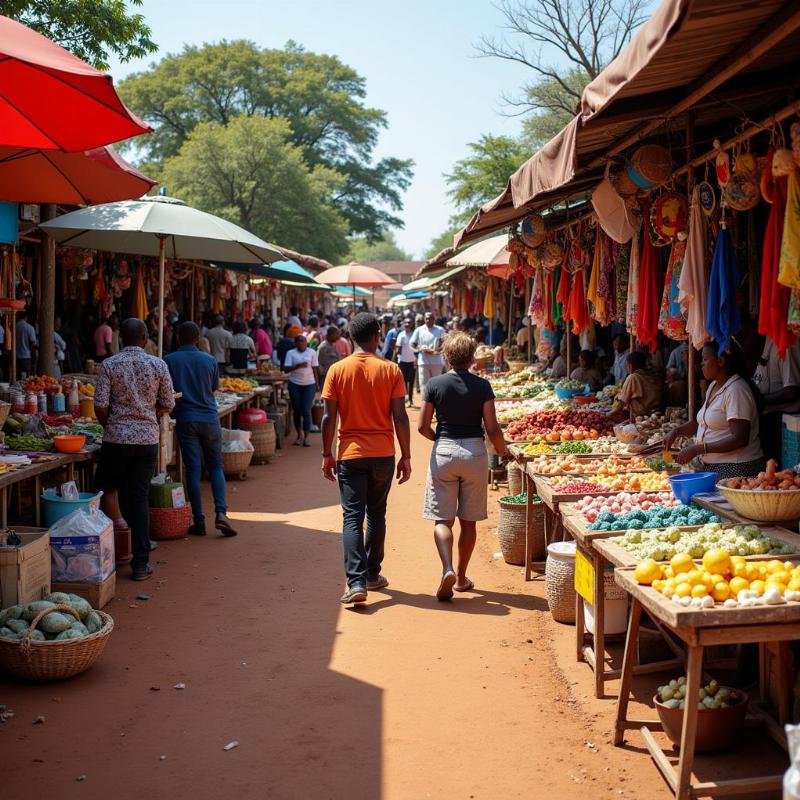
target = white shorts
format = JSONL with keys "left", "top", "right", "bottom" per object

{"left": 423, "top": 438, "right": 488, "bottom": 521}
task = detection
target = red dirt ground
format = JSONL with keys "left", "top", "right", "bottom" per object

{"left": 0, "top": 411, "right": 786, "bottom": 799}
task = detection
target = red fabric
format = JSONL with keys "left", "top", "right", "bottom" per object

{"left": 0, "top": 15, "right": 150, "bottom": 150}
{"left": 636, "top": 225, "right": 662, "bottom": 352}
{"left": 557, "top": 254, "right": 571, "bottom": 322}
{"left": 569, "top": 268, "right": 591, "bottom": 334}
{"left": 760, "top": 177, "right": 795, "bottom": 356}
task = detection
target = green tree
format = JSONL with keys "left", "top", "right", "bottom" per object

{"left": 521, "top": 69, "right": 591, "bottom": 148}
{"left": 119, "top": 40, "right": 413, "bottom": 239}
{"left": 162, "top": 116, "right": 349, "bottom": 263}
{"left": 445, "top": 134, "right": 531, "bottom": 227}
{"left": 425, "top": 229, "right": 458, "bottom": 260}
{"left": 347, "top": 230, "right": 410, "bottom": 262}
{"left": 1, "top": 0, "right": 157, "bottom": 70}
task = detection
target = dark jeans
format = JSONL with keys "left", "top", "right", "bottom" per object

{"left": 289, "top": 382, "right": 315, "bottom": 432}
{"left": 17, "top": 357, "right": 32, "bottom": 376}
{"left": 399, "top": 361, "right": 415, "bottom": 404}
{"left": 95, "top": 442, "right": 158, "bottom": 571}
{"left": 337, "top": 456, "right": 395, "bottom": 588}
{"left": 176, "top": 420, "right": 227, "bottom": 524}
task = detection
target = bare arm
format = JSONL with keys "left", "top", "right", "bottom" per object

{"left": 676, "top": 419, "right": 750, "bottom": 465}
{"left": 95, "top": 405, "right": 109, "bottom": 426}
{"left": 390, "top": 396, "right": 412, "bottom": 483}
{"left": 663, "top": 419, "right": 698, "bottom": 449}
{"left": 321, "top": 398, "right": 338, "bottom": 481}
{"left": 482, "top": 399, "right": 508, "bottom": 457}
{"left": 417, "top": 400, "right": 436, "bottom": 441}
{"left": 313, "top": 366, "right": 320, "bottom": 390}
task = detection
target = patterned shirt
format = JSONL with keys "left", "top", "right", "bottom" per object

{"left": 94, "top": 347, "right": 175, "bottom": 445}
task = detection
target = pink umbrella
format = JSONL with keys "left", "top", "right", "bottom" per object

{"left": 0, "top": 15, "right": 150, "bottom": 151}
{"left": 316, "top": 261, "right": 399, "bottom": 309}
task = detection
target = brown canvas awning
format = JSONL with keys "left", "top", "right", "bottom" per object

{"left": 456, "top": 0, "right": 800, "bottom": 247}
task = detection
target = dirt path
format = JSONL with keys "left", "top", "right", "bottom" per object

{"left": 1, "top": 413, "right": 673, "bottom": 800}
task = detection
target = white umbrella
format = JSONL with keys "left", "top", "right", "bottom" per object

{"left": 41, "top": 196, "right": 284, "bottom": 354}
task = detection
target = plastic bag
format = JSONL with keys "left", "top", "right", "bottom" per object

{"left": 786, "top": 724, "right": 800, "bottom": 799}
{"left": 49, "top": 506, "right": 114, "bottom": 584}
{"left": 221, "top": 427, "right": 254, "bottom": 453}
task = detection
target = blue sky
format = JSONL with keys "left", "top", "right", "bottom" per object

{"left": 108, "top": 0, "right": 532, "bottom": 259}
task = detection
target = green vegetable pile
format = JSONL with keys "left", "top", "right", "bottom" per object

{"left": 5, "top": 434, "right": 54, "bottom": 451}
{"left": 555, "top": 440, "right": 592, "bottom": 454}
{"left": 0, "top": 594, "right": 104, "bottom": 642}
{"left": 645, "top": 458, "right": 674, "bottom": 471}
{"left": 589, "top": 504, "right": 719, "bottom": 531}
{"left": 500, "top": 492, "right": 540, "bottom": 505}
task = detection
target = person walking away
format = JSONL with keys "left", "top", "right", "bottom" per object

{"left": 334, "top": 328, "right": 353, "bottom": 358}
{"left": 287, "top": 306, "right": 303, "bottom": 329}
{"left": 15, "top": 310, "right": 37, "bottom": 377}
{"left": 305, "top": 316, "right": 321, "bottom": 349}
{"left": 417, "top": 332, "right": 507, "bottom": 599}
{"left": 379, "top": 315, "right": 393, "bottom": 355}
{"left": 382, "top": 316, "right": 402, "bottom": 360}
{"left": 321, "top": 312, "right": 411, "bottom": 604}
{"left": 93, "top": 317, "right": 113, "bottom": 362}
{"left": 228, "top": 319, "right": 256, "bottom": 373}
{"left": 165, "top": 322, "right": 237, "bottom": 537}
{"left": 410, "top": 312, "right": 445, "bottom": 395}
{"left": 93, "top": 319, "right": 175, "bottom": 581}
{"left": 664, "top": 340, "right": 764, "bottom": 477}
{"left": 250, "top": 318, "right": 273, "bottom": 358}
{"left": 274, "top": 323, "right": 295, "bottom": 368}
{"left": 283, "top": 334, "right": 319, "bottom": 446}
{"left": 395, "top": 318, "right": 417, "bottom": 406}
{"left": 317, "top": 326, "right": 342, "bottom": 382}
{"left": 206, "top": 315, "right": 232, "bottom": 367}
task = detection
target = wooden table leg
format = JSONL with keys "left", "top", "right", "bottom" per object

{"left": 614, "top": 598, "right": 642, "bottom": 745}
{"left": 676, "top": 644, "right": 703, "bottom": 800}
{"left": 525, "top": 473, "right": 534, "bottom": 581}
{"left": 593, "top": 551, "right": 606, "bottom": 698}
{"left": 575, "top": 587, "right": 586, "bottom": 662}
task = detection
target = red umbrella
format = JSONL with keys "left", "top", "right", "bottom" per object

{"left": 316, "top": 262, "right": 399, "bottom": 309}
{"left": 0, "top": 15, "right": 150, "bottom": 150}
{"left": 0, "top": 145, "right": 156, "bottom": 203}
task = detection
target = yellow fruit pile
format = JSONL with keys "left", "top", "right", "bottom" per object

{"left": 522, "top": 442, "right": 554, "bottom": 455}
{"left": 220, "top": 378, "right": 254, "bottom": 392}
{"left": 589, "top": 471, "right": 672, "bottom": 492}
{"left": 634, "top": 548, "right": 800, "bottom": 607}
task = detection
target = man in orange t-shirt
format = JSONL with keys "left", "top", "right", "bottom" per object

{"left": 321, "top": 312, "right": 411, "bottom": 605}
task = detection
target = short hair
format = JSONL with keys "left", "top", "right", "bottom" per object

{"left": 290, "top": 306, "right": 299, "bottom": 315}
{"left": 424, "top": 311, "right": 434, "bottom": 320}
{"left": 579, "top": 349, "right": 595, "bottom": 368}
{"left": 443, "top": 331, "right": 477, "bottom": 371}
{"left": 249, "top": 318, "right": 260, "bottom": 330}
{"left": 178, "top": 321, "right": 200, "bottom": 345}
{"left": 349, "top": 312, "right": 380, "bottom": 345}
{"left": 308, "top": 316, "right": 318, "bottom": 326}
{"left": 232, "top": 319, "right": 246, "bottom": 335}
{"left": 326, "top": 325, "right": 339, "bottom": 337}
{"left": 212, "top": 315, "right": 224, "bottom": 327}
{"left": 628, "top": 351, "right": 647, "bottom": 371}
{"left": 294, "top": 334, "right": 307, "bottom": 345}
{"left": 120, "top": 317, "right": 147, "bottom": 347}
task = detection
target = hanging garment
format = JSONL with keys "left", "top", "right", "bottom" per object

{"left": 658, "top": 239, "right": 688, "bottom": 341}
{"left": 626, "top": 233, "right": 641, "bottom": 336}
{"left": 636, "top": 221, "right": 662, "bottom": 352}
{"left": 779, "top": 169, "right": 800, "bottom": 288}
{"left": 706, "top": 226, "right": 741, "bottom": 354}
{"left": 132, "top": 265, "right": 148, "bottom": 321}
{"left": 614, "top": 242, "right": 629, "bottom": 323}
{"left": 677, "top": 186, "right": 712, "bottom": 348}
{"left": 569, "top": 268, "right": 591, "bottom": 335}
{"left": 483, "top": 277, "right": 495, "bottom": 319}
{"left": 551, "top": 268, "right": 563, "bottom": 327}
{"left": 598, "top": 235, "right": 616, "bottom": 322}
{"left": 586, "top": 231, "right": 605, "bottom": 322}
{"left": 759, "top": 177, "right": 793, "bottom": 353}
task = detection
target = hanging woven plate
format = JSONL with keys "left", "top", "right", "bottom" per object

{"left": 650, "top": 190, "right": 688, "bottom": 246}
{"left": 520, "top": 214, "right": 546, "bottom": 248}
{"left": 723, "top": 173, "right": 760, "bottom": 212}
{"left": 698, "top": 181, "right": 716, "bottom": 217}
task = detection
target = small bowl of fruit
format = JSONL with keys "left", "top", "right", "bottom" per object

{"left": 654, "top": 676, "right": 748, "bottom": 753}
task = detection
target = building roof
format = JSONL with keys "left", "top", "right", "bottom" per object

{"left": 361, "top": 260, "right": 424, "bottom": 276}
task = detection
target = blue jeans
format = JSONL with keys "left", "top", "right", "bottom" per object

{"left": 176, "top": 420, "right": 227, "bottom": 523}
{"left": 288, "top": 382, "right": 315, "bottom": 433}
{"left": 337, "top": 456, "right": 395, "bottom": 588}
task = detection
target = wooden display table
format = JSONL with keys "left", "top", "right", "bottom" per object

{"left": 613, "top": 567, "right": 798, "bottom": 800}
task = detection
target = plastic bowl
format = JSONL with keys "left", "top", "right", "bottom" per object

{"left": 668, "top": 472, "right": 718, "bottom": 505}
{"left": 654, "top": 689, "right": 748, "bottom": 753}
{"left": 574, "top": 394, "right": 596, "bottom": 405}
{"left": 52, "top": 434, "right": 86, "bottom": 454}
{"left": 555, "top": 386, "right": 582, "bottom": 400}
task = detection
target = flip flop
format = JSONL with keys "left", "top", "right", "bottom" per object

{"left": 453, "top": 578, "right": 474, "bottom": 592}
{"left": 436, "top": 571, "right": 456, "bottom": 601}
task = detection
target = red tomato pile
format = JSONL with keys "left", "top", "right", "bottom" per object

{"left": 506, "top": 409, "right": 615, "bottom": 443}
{"left": 556, "top": 481, "right": 604, "bottom": 494}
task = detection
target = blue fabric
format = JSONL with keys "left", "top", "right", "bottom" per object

{"left": 706, "top": 228, "right": 741, "bottom": 354}
{"left": 176, "top": 420, "right": 226, "bottom": 521}
{"left": 164, "top": 346, "right": 220, "bottom": 423}
{"left": 382, "top": 327, "right": 399, "bottom": 359}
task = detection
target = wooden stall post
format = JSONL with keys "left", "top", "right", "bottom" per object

{"left": 685, "top": 111, "right": 697, "bottom": 419}
{"left": 39, "top": 204, "right": 56, "bottom": 377}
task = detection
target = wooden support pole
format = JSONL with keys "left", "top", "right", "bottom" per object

{"left": 685, "top": 112, "right": 697, "bottom": 420}
{"left": 39, "top": 204, "right": 56, "bottom": 377}
{"left": 525, "top": 273, "right": 532, "bottom": 363}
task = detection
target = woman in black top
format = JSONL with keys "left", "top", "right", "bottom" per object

{"left": 418, "top": 332, "right": 508, "bottom": 600}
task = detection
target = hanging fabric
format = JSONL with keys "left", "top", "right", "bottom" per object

{"left": 598, "top": 235, "right": 616, "bottom": 323}
{"left": 569, "top": 268, "right": 591, "bottom": 335}
{"left": 779, "top": 169, "right": 800, "bottom": 288}
{"left": 678, "top": 186, "right": 712, "bottom": 348}
{"left": 658, "top": 238, "right": 687, "bottom": 340}
{"left": 132, "top": 265, "right": 148, "bottom": 320}
{"left": 636, "top": 208, "right": 662, "bottom": 352}
{"left": 483, "top": 277, "right": 495, "bottom": 319}
{"left": 626, "top": 232, "right": 641, "bottom": 336}
{"left": 706, "top": 225, "right": 741, "bottom": 353}
{"left": 614, "top": 242, "right": 629, "bottom": 323}
{"left": 586, "top": 231, "right": 605, "bottom": 322}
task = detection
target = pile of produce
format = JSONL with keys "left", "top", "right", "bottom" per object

{"left": 500, "top": 492, "right": 537, "bottom": 504}
{"left": 617, "top": 411, "right": 688, "bottom": 449}
{"left": 657, "top": 676, "right": 741, "bottom": 711}
{"left": 493, "top": 383, "right": 551, "bottom": 400}
{"left": 583, "top": 471, "right": 672, "bottom": 492}
{"left": 528, "top": 454, "right": 650, "bottom": 476}
{"left": 0, "top": 594, "right": 105, "bottom": 641}
{"left": 724, "top": 459, "right": 800, "bottom": 490}
{"left": 78, "top": 383, "right": 95, "bottom": 397}
{"left": 23, "top": 375, "right": 59, "bottom": 392}
{"left": 220, "top": 377, "right": 257, "bottom": 392}
{"left": 3, "top": 412, "right": 34, "bottom": 435}
{"left": 554, "top": 440, "right": 593, "bottom": 454}
{"left": 257, "top": 362, "right": 282, "bottom": 376}
{"left": 589, "top": 504, "right": 719, "bottom": 531}
{"left": 5, "top": 434, "right": 53, "bottom": 451}
{"left": 587, "top": 437, "right": 631, "bottom": 454}
{"left": 555, "top": 378, "right": 585, "bottom": 391}
{"left": 633, "top": 548, "right": 800, "bottom": 608}
{"left": 506, "top": 409, "right": 614, "bottom": 443}
{"left": 521, "top": 442, "right": 555, "bottom": 455}
{"left": 645, "top": 457, "right": 677, "bottom": 472}
{"left": 574, "top": 492, "right": 678, "bottom": 522}
{"left": 551, "top": 480, "right": 603, "bottom": 495}
{"left": 497, "top": 400, "right": 549, "bottom": 424}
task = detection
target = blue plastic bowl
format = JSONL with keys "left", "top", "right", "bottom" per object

{"left": 555, "top": 385, "right": 582, "bottom": 400}
{"left": 669, "top": 472, "right": 718, "bottom": 505}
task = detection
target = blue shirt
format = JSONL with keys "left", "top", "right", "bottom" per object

{"left": 382, "top": 327, "right": 400, "bottom": 359}
{"left": 164, "top": 345, "right": 220, "bottom": 424}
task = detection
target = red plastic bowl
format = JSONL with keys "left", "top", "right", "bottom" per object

{"left": 574, "top": 394, "right": 596, "bottom": 405}
{"left": 53, "top": 434, "right": 86, "bottom": 453}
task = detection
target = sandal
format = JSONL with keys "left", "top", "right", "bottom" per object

{"left": 454, "top": 578, "right": 474, "bottom": 592}
{"left": 436, "top": 571, "right": 456, "bottom": 601}
{"left": 303, "top": 439, "right": 311, "bottom": 447}
{"left": 293, "top": 438, "right": 303, "bottom": 446}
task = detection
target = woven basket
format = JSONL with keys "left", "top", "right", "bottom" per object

{"left": 222, "top": 447, "right": 253, "bottom": 477}
{"left": 0, "top": 604, "right": 114, "bottom": 681}
{"left": 0, "top": 401, "right": 11, "bottom": 429}
{"left": 238, "top": 420, "right": 276, "bottom": 464}
{"left": 507, "top": 462, "right": 523, "bottom": 496}
{"left": 528, "top": 500, "right": 546, "bottom": 561}
{"left": 628, "top": 144, "right": 672, "bottom": 188}
{"left": 717, "top": 482, "right": 800, "bottom": 522}
{"left": 506, "top": 360, "right": 527, "bottom": 374}
{"left": 149, "top": 504, "right": 193, "bottom": 540}
{"left": 545, "top": 542, "right": 577, "bottom": 624}
{"left": 497, "top": 499, "right": 527, "bottom": 565}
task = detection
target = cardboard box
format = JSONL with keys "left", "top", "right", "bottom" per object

{"left": 51, "top": 571, "right": 115, "bottom": 610}
{"left": 0, "top": 527, "right": 50, "bottom": 608}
